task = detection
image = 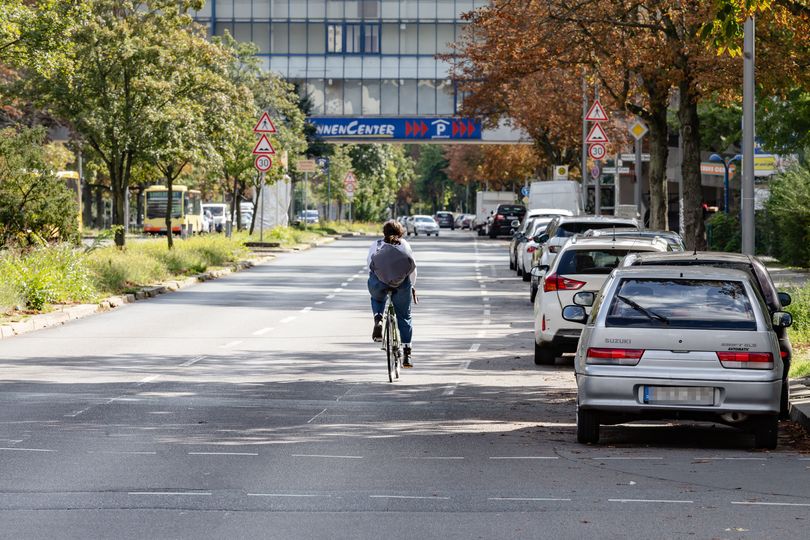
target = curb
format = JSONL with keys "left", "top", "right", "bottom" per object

{"left": 0, "top": 254, "right": 274, "bottom": 341}
{"left": 790, "top": 378, "right": 810, "bottom": 431}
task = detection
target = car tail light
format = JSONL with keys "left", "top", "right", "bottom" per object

{"left": 527, "top": 245, "right": 537, "bottom": 253}
{"left": 543, "top": 274, "right": 586, "bottom": 292}
{"left": 549, "top": 245, "right": 561, "bottom": 253}
{"left": 717, "top": 351, "right": 774, "bottom": 370}
{"left": 495, "top": 214, "right": 504, "bottom": 221}
{"left": 586, "top": 348, "right": 644, "bottom": 366}
{"left": 780, "top": 350, "right": 788, "bottom": 359}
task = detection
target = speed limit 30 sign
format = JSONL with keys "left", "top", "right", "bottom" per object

{"left": 588, "top": 143, "right": 606, "bottom": 160}
{"left": 255, "top": 154, "right": 273, "bottom": 172}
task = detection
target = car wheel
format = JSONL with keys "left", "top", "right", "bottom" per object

{"left": 577, "top": 408, "right": 600, "bottom": 444}
{"left": 753, "top": 415, "right": 778, "bottom": 449}
{"left": 516, "top": 264, "right": 522, "bottom": 277}
{"left": 522, "top": 268, "right": 531, "bottom": 282}
{"left": 509, "top": 254, "right": 515, "bottom": 271}
{"left": 489, "top": 231, "right": 497, "bottom": 239}
{"left": 534, "top": 340, "right": 557, "bottom": 365}
{"left": 779, "top": 380, "right": 790, "bottom": 420}
{"left": 530, "top": 284, "right": 538, "bottom": 304}
{"left": 477, "top": 229, "right": 484, "bottom": 237}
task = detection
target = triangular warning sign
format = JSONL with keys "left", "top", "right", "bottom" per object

{"left": 252, "top": 134, "right": 276, "bottom": 155}
{"left": 586, "top": 123, "right": 610, "bottom": 144}
{"left": 585, "top": 100, "right": 609, "bottom": 122}
{"left": 253, "top": 112, "right": 277, "bottom": 133}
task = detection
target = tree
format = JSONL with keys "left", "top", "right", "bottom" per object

{"left": 0, "top": 127, "right": 78, "bottom": 247}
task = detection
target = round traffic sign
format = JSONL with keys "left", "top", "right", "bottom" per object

{"left": 588, "top": 143, "right": 606, "bottom": 160}
{"left": 590, "top": 165, "right": 601, "bottom": 179}
{"left": 255, "top": 155, "right": 273, "bottom": 172}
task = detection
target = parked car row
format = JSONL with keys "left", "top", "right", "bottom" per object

{"left": 506, "top": 213, "right": 794, "bottom": 450}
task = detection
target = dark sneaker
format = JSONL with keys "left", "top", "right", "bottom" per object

{"left": 402, "top": 347, "right": 413, "bottom": 368}
{"left": 372, "top": 315, "right": 383, "bottom": 342}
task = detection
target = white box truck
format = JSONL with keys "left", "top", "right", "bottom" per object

{"left": 527, "top": 181, "right": 582, "bottom": 215}
{"left": 474, "top": 191, "right": 516, "bottom": 235}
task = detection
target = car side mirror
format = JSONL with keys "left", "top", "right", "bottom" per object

{"left": 562, "top": 305, "right": 588, "bottom": 324}
{"left": 511, "top": 219, "right": 520, "bottom": 228}
{"left": 778, "top": 292, "right": 792, "bottom": 307}
{"left": 772, "top": 311, "right": 793, "bottom": 328}
{"left": 536, "top": 233, "right": 549, "bottom": 244}
{"left": 531, "top": 265, "right": 549, "bottom": 277}
{"left": 573, "top": 292, "right": 595, "bottom": 307}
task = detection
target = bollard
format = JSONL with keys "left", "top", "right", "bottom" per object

{"left": 225, "top": 221, "right": 232, "bottom": 238}
{"left": 180, "top": 224, "right": 188, "bottom": 239}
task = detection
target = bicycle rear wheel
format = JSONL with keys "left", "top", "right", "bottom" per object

{"left": 385, "top": 314, "right": 395, "bottom": 382}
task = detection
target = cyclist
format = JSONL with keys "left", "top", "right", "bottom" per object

{"left": 367, "top": 220, "right": 417, "bottom": 368}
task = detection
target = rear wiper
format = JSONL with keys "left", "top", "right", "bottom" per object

{"left": 615, "top": 294, "right": 670, "bottom": 325}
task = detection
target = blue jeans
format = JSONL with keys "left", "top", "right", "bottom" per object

{"left": 368, "top": 273, "right": 413, "bottom": 344}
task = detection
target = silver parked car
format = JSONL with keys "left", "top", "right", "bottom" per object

{"left": 407, "top": 215, "right": 440, "bottom": 236}
{"left": 562, "top": 266, "right": 791, "bottom": 449}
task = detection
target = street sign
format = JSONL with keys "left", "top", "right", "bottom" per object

{"left": 253, "top": 112, "right": 278, "bottom": 134}
{"left": 296, "top": 159, "right": 317, "bottom": 173}
{"left": 252, "top": 134, "right": 276, "bottom": 155}
{"left": 585, "top": 100, "right": 609, "bottom": 122}
{"left": 343, "top": 171, "right": 357, "bottom": 188}
{"left": 520, "top": 186, "right": 529, "bottom": 197}
{"left": 590, "top": 165, "right": 600, "bottom": 179}
{"left": 602, "top": 166, "right": 630, "bottom": 174}
{"left": 254, "top": 155, "right": 272, "bottom": 172}
{"left": 586, "top": 123, "right": 610, "bottom": 144}
{"left": 700, "top": 162, "right": 736, "bottom": 176}
{"left": 621, "top": 153, "right": 650, "bottom": 162}
{"left": 588, "top": 143, "right": 606, "bottom": 160}
{"left": 553, "top": 165, "right": 569, "bottom": 181}
{"left": 628, "top": 120, "right": 648, "bottom": 140}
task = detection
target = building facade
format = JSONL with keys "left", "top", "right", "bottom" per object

{"left": 192, "top": 0, "right": 486, "bottom": 117}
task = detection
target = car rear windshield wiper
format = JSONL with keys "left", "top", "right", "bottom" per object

{"left": 615, "top": 294, "right": 670, "bottom": 325}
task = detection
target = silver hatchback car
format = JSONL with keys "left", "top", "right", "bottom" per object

{"left": 562, "top": 266, "right": 793, "bottom": 449}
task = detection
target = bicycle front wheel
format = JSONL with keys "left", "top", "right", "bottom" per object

{"left": 385, "top": 315, "right": 395, "bottom": 383}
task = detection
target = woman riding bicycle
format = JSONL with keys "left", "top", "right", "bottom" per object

{"left": 367, "top": 220, "right": 417, "bottom": 368}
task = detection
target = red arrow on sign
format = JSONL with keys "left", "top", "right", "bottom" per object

{"left": 252, "top": 134, "right": 276, "bottom": 155}
{"left": 586, "top": 123, "right": 610, "bottom": 144}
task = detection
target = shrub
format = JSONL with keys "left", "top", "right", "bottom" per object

{"left": 786, "top": 283, "right": 810, "bottom": 346}
{"left": 86, "top": 249, "right": 168, "bottom": 294}
{"left": 707, "top": 212, "right": 741, "bottom": 252}
{"left": 765, "top": 166, "right": 810, "bottom": 267}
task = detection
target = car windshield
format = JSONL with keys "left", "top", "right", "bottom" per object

{"left": 606, "top": 278, "right": 757, "bottom": 330}
{"left": 558, "top": 222, "right": 635, "bottom": 237}
{"left": 205, "top": 207, "right": 224, "bottom": 216}
{"left": 498, "top": 205, "right": 525, "bottom": 215}
{"left": 416, "top": 217, "right": 435, "bottom": 223}
{"left": 557, "top": 249, "right": 632, "bottom": 275}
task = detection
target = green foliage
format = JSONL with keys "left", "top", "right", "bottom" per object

{"left": 785, "top": 282, "right": 810, "bottom": 347}
{"left": 348, "top": 145, "right": 413, "bottom": 222}
{"left": 765, "top": 165, "right": 810, "bottom": 266}
{"left": 759, "top": 90, "right": 810, "bottom": 157}
{"left": 86, "top": 249, "right": 168, "bottom": 295}
{"left": 415, "top": 145, "right": 451, "bottom": 213}
{"left": 0, "top": 246, "right": 96, "bottom": 310}
{"left": 0, "top": 127, "right": 79, "bottom": 247}
{"left": 699, "top": 101, "right": 742, "bottom": 153}
{"left": 707, "top": 212, "right": 742, "bottom": 252}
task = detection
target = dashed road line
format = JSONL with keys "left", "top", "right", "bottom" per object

{"left": 593, "top": 457, "right": 663, "bottom": 461}
{"left": 370, "top": 495, "right": 450, "bottom": 500}
{"left": 326, "top": 295, "right": 336, "bottom": 300}
{"left": 341, "top": 282, "right": 348, "bottom": 287}
{"left": 490, "top": 456, "right": 559, "bottom": 460}
{"left": 301, "top": 307, "right": 313, "bottom": 313}
{"left": 333, "top": 288, "right": 343, "bottom": 293}
{"left": 489, "top": 497, "right": 571, "bottom": 502}
{"left": 403, "top": 456, "right": 465, "bottom": 460}
{"left": 469, "top": 343, "right": 480, "bottom": 352}
{"left": 280, "top": 316, "right": 297, "bottom": 324}
{"left": 483, "top": 309, "right": 491, "bottom": 316}
{"left": 252, "top": 327, "right": 274, "bottom": 336}
{"left": 178, "top": 355, "right": 205, "bottom": 367}
{"left": 248, "top": 493, "right": 330, "bottom": 498}
{"left": 129, "top": 492, "right": 211, "bottom": 496}
{"left": 188, "top": 452, "right": 258, "bottom": 456}
{"left": 291, "top": 454, "right": 363, "bottom": 459}
{"left": 90, "top": 451, "right": 156, "bottom": 455}
{"left": 0, "top": 447, "right": 54, "bottom": 453}
{"left": 314, "top": 301, "right": 325, "bottom": 305}
{"left": 139, "top": 375, "right": 161, "bottom": 384}
{"left": 731, "top": 501, "right": 810, "bottom": 507}
{"left": 219, "top": 340, "right": 243, "bottom": 349}
{"left": 609, "top": 498, "right": 692, "bottom": 504}
{"left": 696, "top": 457, "right": 767, "bottom": 461}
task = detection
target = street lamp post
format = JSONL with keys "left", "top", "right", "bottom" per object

{"left": 709, "top": 154, "right": 741, "bottom": 214}
{"left": 316, "top": 157, "right": 330, "bottom": 220}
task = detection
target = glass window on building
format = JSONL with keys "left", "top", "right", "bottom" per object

{"left": 457, "top": 0, "right": 474, "bottom": 17}
{"left": 272, "top": 22, "right": 289, "bottom": 53}
{"left": 344, "top": 80, "right": 362, "bottom": 114}
{"left": 270, "top": 55, "right": 288, "bottom": 75}
{"left": 381, "top": 23, "right": 398, "bottom": 54}
{"left": 400, "top": 23, "right": 417, "bottom": 54}
{"left": 327, "top": 0, "right": 344, "bottom": 18}
{"left": 436, "top": 0, "right": 455, "bottom": 19}
{"left": 327, "top": 24, "right": 343, "bottom": 53}
{"left": 418, "top": 23, "right": 437, "bottom": 55}
{"left": 309, "top": 0, "right": 326, "bottom": 19}
{"left": 215, "top": 21, "right": 234, "bottom": 38}
{"left": 290, "top": 1, "right": 307, "bottom": 18}
{"left": 325, "top": 79, "right": 343, "bottom": 114}
{"left": 381, "top": 0, "right": 399, "bottom": 19}
{"left": 233, "top": 0, "right": 252, "bottom": 19}
{"left": 234, "top": 22, "right": 251, "bottom": 44}
{"left": 364, "top": 24, "right": 380, "bottom": 53}
{"left": 193, "top": 3, "right": 212, "bottom": 18}
{"left": 345, "top": 0, "right": 359, "bottom": 18}
{"left": 400, "top": 79, "right": 418, "bottom": 115}
{"left": 252, "top": 23, "right": 271, "bottom": 53}
{"left": 253, "top": 1, "right": 270, "bottom": 18}
{"left": 289, "top": 23, "right": 307, "bottom": 53}
{"left": 436, "top": 23, "right": 455, "bottom": 53}
{"left": 272, "top": 0, "right": 289, "bottom": 18}
{"left": 401, "top": 0, "right": 418, "bottom": 20}
{"left": 363, "top": 80, "right": 381, "bottom": 115}
{"left": 305, "top": 79, "right": 326, "bottom": 115}
{"left": 362, "top": 0, "right": 380, "bottom": 18}
{"left": 437, "top": 79, "right": 455, "bottom": 114}
{"left": 308, "top": 23, "right": 325, "bottom": 54}
{"left": 418, "top": 0, "right": 437, "bottom": 19}
{"left": 381, "top": 79, "right": 399, "bottom": 114}
{"left": 215, "top": 0, "right": 233, "bottom": 19}
{"left": 345, "top": 24, "right": 362, "bottom": 53}
{"left": 418, "top": 79, "right": 436, "bottom": 115}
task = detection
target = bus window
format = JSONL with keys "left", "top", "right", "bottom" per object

{"left": 146, "top": 191, "right": 182, "bottom": 219}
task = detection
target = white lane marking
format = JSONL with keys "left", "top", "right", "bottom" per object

{"left": 252, "top": 327, "right": 274, "bottom": 336}
{"left": 219, "top": 340, "right": 243, "bottom": 349}
{"left": 479, "top": 284, "right": 487, "bottom": 289}
{"left": 489, "top": 497, "right": 571, "bottom": 502}
{"left": 403, "top": 456, "right": 464, "bottom": 460}
{"left": 469, "top": 343, "right": 480, "bottom": 352}
{"left": 280, "top": 316, "right": 297, "bottom": 324}
{"left": 248, "top": 493, "right": 330, "bottom": 498}
{"left": 314, "top": 301, "right": 325, "bottom": 305}
{"left": 483, "top": 309, "right": 491, "bottom": 316}
{"left": 129, "top": 492, "right": 211, "bottom": 496}
{"left": 139, "top": 375, "right": 160, "bottom": 384}
{"left": 333, "top": 288, "right": 343, "bottom": 293}
{"left": 483, "top": 297, "right": 490, "bottom": 302}
{"left": 609, "top": 499, "right": 692, "bottom": 504}
{"left": 341, "top": 282, "right": 348, "bottom": 287}
{"left": 476, "top": 331, "right": 486, "bottom": 338}
{"left": 90, "top": 451, "right": 156, "bottom": 455}
{"left": 489, "top": 456, "right": 559, "bottom": 460}
{"left": 307, "top": 408, "right": 328, "bottom": 424}
{"left": 695, "top": 457, "right": 767, "bottom": 461}
{"left": 291, "top": 454, "right": 363, "bottom": 459}
{"left": 326, "top": 295, "right": 336, "bottom": 300}
{"left": 188, "top": 452, "right": 258, "bottom": 456}
{"left": 484, "top": 304, "right": 491, "bottom": 309}
{"left": 301, "top": 307, "right": 312, "bottom": 313}
{"left": 482, "top": 319, "right": 491, "bottom": 325}
{"left": 178, "top": 355, "right": 205, "bottom": 367}
{"left": 347, "top": 277, "right": 356, "bottom": 282}
{"left": 0, "top": 447, "right": 54, "bottom": 453}
{"left": 731, "top": 501, "right": 810, "bottom": 507}
{"left": 0, "top": 439, "right": 23, "bottom": 444}
{"left": 593, "top": 457, "right": 663, "bottom": 461}
{"left": 370, "top": 495, "right": 450, "bottom": 500}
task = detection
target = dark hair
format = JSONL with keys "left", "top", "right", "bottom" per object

{"left": 383, "top": 220, "right": 405, "bottom": 244}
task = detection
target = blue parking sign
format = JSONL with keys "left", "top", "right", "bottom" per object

{"left": 520, "top": 186, "right": 530, "bottom": 197}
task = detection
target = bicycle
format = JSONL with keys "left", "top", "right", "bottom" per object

{"left": 381, "top": 292, "right": 401, "bottom": 382}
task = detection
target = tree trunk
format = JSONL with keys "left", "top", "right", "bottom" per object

{"left": 93, "top": 186, "right": 103, "bottom": 229}
{"left": 82, "top": 182, "right": 93, "bottom": 227}
{"left": 678, "top": 80, "right": 706, "bottom": 251}
{"left": 647, "top": 100, "right": 669, "bottom": 231}
{"left": 165, "top": 169, "right": 174, "bottom": 250}
{"left": 249, "top": 182, "right": 261, "bottom": 236}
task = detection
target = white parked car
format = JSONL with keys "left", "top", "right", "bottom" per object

{"left": 407, "top": 215, "right": 440, "bottom": 236}
{"left": 532, "top": 236, "right": 669, "bottom": 365}
{"left": 518, "top": 218, "right": 554, "bottom": 281}
{"left": 202, "top": 203, "right": 229, "bottom": 233}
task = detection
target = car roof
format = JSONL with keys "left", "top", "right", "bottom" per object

{"left": 588, "top": 228, "right": 680, "bottom": 237}
{"left": 527, "top": 208, "right": 574, "bottom": 217}
{"left": 557, "top": 215, "right": 638, "bottom": 224}
{"left": 628, "top": 251, "right": 754, "bottom": 264}
{"left": 612, "top": 265, "right": 753, "bottom": 281}
{"left": 561, "top": 236, "right": 667, "bottom": 251}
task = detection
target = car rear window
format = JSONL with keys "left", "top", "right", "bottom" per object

{"left": 206, "top": 207, "right": 224, "bottom": 216}
{"left": 557, "top": 222, "right": 635, "bottom": 237}
{"left": 557, "top": 249, "right": 632, "bottom": 275}
{"left": 606, "top": 278, "right": 757, "bottom": 330}
{"left": 498, "top": 205, "right": 525, "bottom": 215}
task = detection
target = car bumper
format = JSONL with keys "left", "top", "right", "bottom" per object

{"left": 577, "top": 374, "right": 781, "bottom": 415}
{"left": 538, "top": 329, "right": 581, "bottom": 350}
{"left": 415, "top": 228, "right": 439, "bottom": 234}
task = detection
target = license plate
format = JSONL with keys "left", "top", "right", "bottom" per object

{"left": 642, "top": 386, "right": 715, "bottom": 406}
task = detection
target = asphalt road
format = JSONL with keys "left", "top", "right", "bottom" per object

{"left": 1, "top": 231, "right": 810, "bottom": 539}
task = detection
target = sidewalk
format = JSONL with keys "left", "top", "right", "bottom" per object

{"left": 791, "top": 378, "right": 810, "bottom": 430}
{"left": 760, "top": 255, "right": 810, "bottom": 289}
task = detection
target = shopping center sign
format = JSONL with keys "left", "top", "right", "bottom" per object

{"left": 308, "top": 117, "right": 482, "bottom": 142}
